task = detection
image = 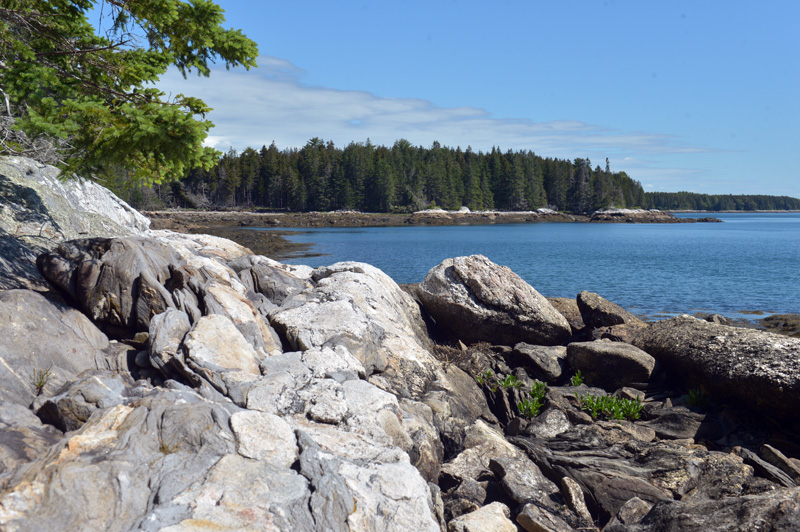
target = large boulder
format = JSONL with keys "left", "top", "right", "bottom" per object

{"left": 632, "top": 315, "right": 800, "bottom": 417}
{"left": 417, "top": 255, "right": 572, "bottom": 346}
{"left": 566, "top": 340, "right": 656, "bottom": 391}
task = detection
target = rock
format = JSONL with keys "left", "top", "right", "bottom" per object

{"left": 440, "top": 420, "right": 523, "bottom": 488}
{"left": 632, "top": 315, "right": 800, "bottom": 417}
{"left": 270, "top": 261, "right": 439, "bottom": 397}
{"left": 561, "top": 476, "right": 594, "bottom": 526}
{"left": 147, "top": 308, "right": 193, "bottom": 381}
{"left": 0, "top": 402, "right": 63, "bottom": 472}
{"left": 548, "top": 297, "right": 586, "bottom": 333}
{"left": 200, "top": 280, "right": 283, "bottom": 357}
{"left": 578, "top": 291, "right": 643, "bottom": 329}
{"left": 639, "top": 409, "right": 706, "bottom": 440}
{"left": 228, "top": 254, "right": 313, "bottom": 306}
{"left": 0, "top": 385, "right": 239, "bottom": 532}
{"left": 523, "top": 408, "right": 571, "bottom": 439}
{"left": 182, "top": 314, "right": 262, "bottom": 394}
{"left": 732, "top": 447, "right": 796, "bottom": 488}
{"left": 511, "top": 344, "right": 568, "bottom": 382}
{"left": 566, "top": 340, "right": 655, "bottom": 391}
{"left": 0, "top": 156, "right": 149, "bottom": 289}
{"left": 489, "top": 455, "right": 561, "bottom": 504}
{"left": 417, "top": 255, "right": 572, "bottom": 346}
{"left": 516, "top": 502, "right": 576, "bottom": 532}
{"left": 448, "top": 502, "right": 516, "bottom": 532}
{"left": 604, "top": 489, "right": 800, "bottom": 532}
{"left": 760, "top": 444, "right": 800, "bottom": 482}
{"left": 759, "top": 313, "right": 800, "bottom": 338}
{"left": 229, "top": 410, "right": 298, "bottom": 467}
{"left": 34, "top": 370, "right": 145, "bottom": 432}
{"left": 37, "top": 237, "right": 182, "bottom": 331}
{"left": 0, "top": 289, "right": 114, "bottom": 406}
{"left": 295, "top": 423, "right": 441, "bottom": 532}
{"left": 591, "top": 321, "right": 649, "bottom": 343}
{"left": 603, "top": 497, "right": 653, "bottom": 530}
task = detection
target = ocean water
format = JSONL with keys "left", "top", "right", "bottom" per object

{"left": 254, "top": 213, "right": 800, "bottom": 319}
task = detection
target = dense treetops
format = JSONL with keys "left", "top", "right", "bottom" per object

{"left": 166, "top": 139, "right": 648, "bottom": 214}
{"left": 646, "top": 192, "right": 800, "bottom": 211}
{"left": 0, "top": 0, "right": 258, "bottom": 184}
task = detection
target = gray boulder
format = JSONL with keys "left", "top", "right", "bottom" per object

{"left": 418, "top": 255, "right": 572, "bottom": 346}
{"left": 566, "top": 340, "right": 656, "bottom": 391}
{"left": 632, "top": 315, "right": 800, "bottom": 417}
{"left": 0, "top": 289, "right": 115, "bottom": 407}
{"left": 578, "top": 290, "right": 643, "bottom": 329}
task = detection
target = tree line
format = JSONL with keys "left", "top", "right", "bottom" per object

{"left": 132, "top": 138, "right": 647, "bottom": 213}
{"left": 645, "top": 192, "right": 800, "bottom": 211}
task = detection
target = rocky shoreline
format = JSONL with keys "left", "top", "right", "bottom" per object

{"left": 2, "top": 156, "right": 800, "bottom": 531}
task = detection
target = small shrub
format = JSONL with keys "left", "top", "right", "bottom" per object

{"left": 569, "top": 370, "right": 584, "bottom": 387}
{"left": 30, "top": 367, "right": 53, "bottom": 396}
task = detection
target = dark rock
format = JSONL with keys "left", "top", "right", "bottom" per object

{"left": 632, "top": 315, "right": 800, "bottom": 418}
{"left": 548, "top": 297, "right": 586, "bottom": 333}
{"left": 578, "top": 291, "right": 643, "bottom": 329}
{"left": 489, "top": 454, "right": 561, "bottom": 504}
{"left": 759, "top": 313, "right": 800, "bottom": 338}
{"left": 732, "top": 446, "right": 796, "bottom": 488}
{"left": 760, "top": 444, "right": 800, "bottom": 482}
{"left": 603, "top": 497, "right": 653, "bottom": 530}
{"left": 640, "top": 409, "right": 706, "bottom": 440}
{"left": 604, "top": 490, "right": 800, "bottom": 532}
{"left": 566, "top": 340, "right": 656, "bottom": 392}
{"left": 417, "top": 255, "right": 572, "bottom": 346}
{"left": 516, "top": 503, "right": 575, "bottom": 532}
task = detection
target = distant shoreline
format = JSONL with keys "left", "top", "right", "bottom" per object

{"left": 145, "top": 209, "right": 717, "bottom": 259}
{"left": 666, "top": 209, "right": 800, "bottom": 213}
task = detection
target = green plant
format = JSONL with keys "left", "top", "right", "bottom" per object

{"left": 517, "top": 380, "right": 548, "bottom": 418}
{"left": 500, "top": 374, "right": 523, "bottom": 390}
{"left": 518, "top": 396, "right": 544, "bottom": 418}
{"left": 476, "top": 369, "right": 493, "bottom": 386}
{"left": 30, "top": 367, "right": 53, "bottom": 396}
{"left": 577, "top": 393, "right": 643, "bottom": 421}
{"left": 569, "top": 370, "right": 584, "bottom": 387}
{"left": 531, "top": 380, "right": 547, "bottom": 400}
{"left": 687, "top": 388, "right": 709, "bottom": 408}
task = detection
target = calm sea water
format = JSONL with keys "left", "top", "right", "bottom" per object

{"left": 255, "top": 213, "right": 800, "bottom": 319}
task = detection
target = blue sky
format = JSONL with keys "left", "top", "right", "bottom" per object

{"left": 158, "top": 0, "right": 799, "bottom": 196}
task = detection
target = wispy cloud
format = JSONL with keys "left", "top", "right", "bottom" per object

{"left": 159, "top": 55, "right": 711, "bottom": 182}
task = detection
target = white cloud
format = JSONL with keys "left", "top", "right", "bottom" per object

{"left": 159, "top": 55, "right": 712, "bottom": 176}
